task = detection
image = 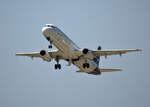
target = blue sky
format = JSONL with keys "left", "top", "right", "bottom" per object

{"left": 0, "top": 0, "right": 149, "bottom": 107}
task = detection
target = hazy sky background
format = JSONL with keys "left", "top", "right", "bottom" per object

{"left": 0, "top": 0, "right": 149, "bottom": 107}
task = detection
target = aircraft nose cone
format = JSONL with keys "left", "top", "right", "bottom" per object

{"left": 42, "top": 26, "right": 54, "bottom": 37}
{"left": 42, "top": 27, "right": 49, "bottom": 34}
{"left": 42, "top": 26, "right": 54, "bottom": 35}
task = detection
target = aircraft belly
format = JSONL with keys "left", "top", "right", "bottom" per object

{"left": 48, "top": 31, "right": 97, "bottom": 72}
{"left": 49, "top": 31, "right": 78, "bottom": 59}
{"left": 45, "top": 28, "right": 98, "bottom": 73}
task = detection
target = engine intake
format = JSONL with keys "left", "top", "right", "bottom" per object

{"left": 83, "top": 48, "right": 89, "bottom": 54}
{"left": 40, "top": 50, "right": 52, "bottom": 62}
{"left": 40, "top": 50, "right": 46, "bottom": 56}
{"left": 82, "top": 48, "right": 94, "bottom": 59}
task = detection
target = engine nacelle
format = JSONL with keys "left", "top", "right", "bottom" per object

{"left": 40, "top": 50, "right": 52, "bottom": 62}
{"left": 82, "top": 48, "right": 94, "bottom": 59}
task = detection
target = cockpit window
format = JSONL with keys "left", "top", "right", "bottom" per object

{"left": 46, "top": 24, "right": 55, "bottom": 28}
{"left": 51, "top": 26, "right": 55, "bottom": 28}
{"left": 47, "top": 25, "right": 51, "bottom": 27}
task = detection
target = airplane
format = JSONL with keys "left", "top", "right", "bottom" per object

{"left": 16, "top": 24, "right": 142, "bottom": 75}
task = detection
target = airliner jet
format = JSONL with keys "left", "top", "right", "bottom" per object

{"left": 16, "top": 24, "right": 141, "bottom": 75}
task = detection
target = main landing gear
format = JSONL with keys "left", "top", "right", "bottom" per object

{"left": 54, "top": 64, "right": 61, "bottom": 69}
{"left": 54, "top": 56, "right": 61, "bottom": 70}
{"left": 46, "top": 37, "right": 53, "bottom": 48}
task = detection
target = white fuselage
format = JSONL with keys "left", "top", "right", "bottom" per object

{"left": 42, "top": 26, "right": 97, "bottom": 72}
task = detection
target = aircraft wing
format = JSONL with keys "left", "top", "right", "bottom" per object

{"left": 92, "top": 49, "right": 142, "bottom": 57}
{"left": 16, "top": 52, "right": 41, "bottom": 57}
{"left": 16, "top": 50, "right": 61, "bottom": 60}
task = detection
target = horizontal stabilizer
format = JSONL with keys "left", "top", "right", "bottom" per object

{"left": 76, "top": 70, "right": 85, "bottom": 73}
{"left": 100, "top": 68, "right": 122, "bottom": 72}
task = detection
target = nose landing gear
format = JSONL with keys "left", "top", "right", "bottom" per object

{"left": 46, "top": 37, "right": 53, "bottom": 48}
{"left": 48, "top": 45, "right": 52, "bottom": 48}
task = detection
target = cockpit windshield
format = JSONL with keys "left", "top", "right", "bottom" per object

{"left": 46, "top": 24, "right": 55, "bottom": 28}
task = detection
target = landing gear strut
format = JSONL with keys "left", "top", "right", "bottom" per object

{"left": 54, "top": 56, "right": 61, "bottom": 70}
{"left": 46, "top": 37, "right": 53, "bottom": 48}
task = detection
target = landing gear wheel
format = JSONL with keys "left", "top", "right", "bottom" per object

{"left": 54, "top": 56, "right": 62, "bottom": 70}
{"left": 54, "top": 64, "right": 58, "bottom": 69}
{"left": 48, "top": 45, "right": 52, "bottom": 48}
{"left": 58, "top": 64, "right": 61, "bottom": 69}
{"left": 54, "top": 64, "right": 61, "bottom": 70}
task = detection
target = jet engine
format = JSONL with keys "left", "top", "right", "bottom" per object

{"left": 40, "top": 50, "right": 52, "bottom": 62}
{"left": 82, "top": 48, "right": 94, "bottom": 59}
